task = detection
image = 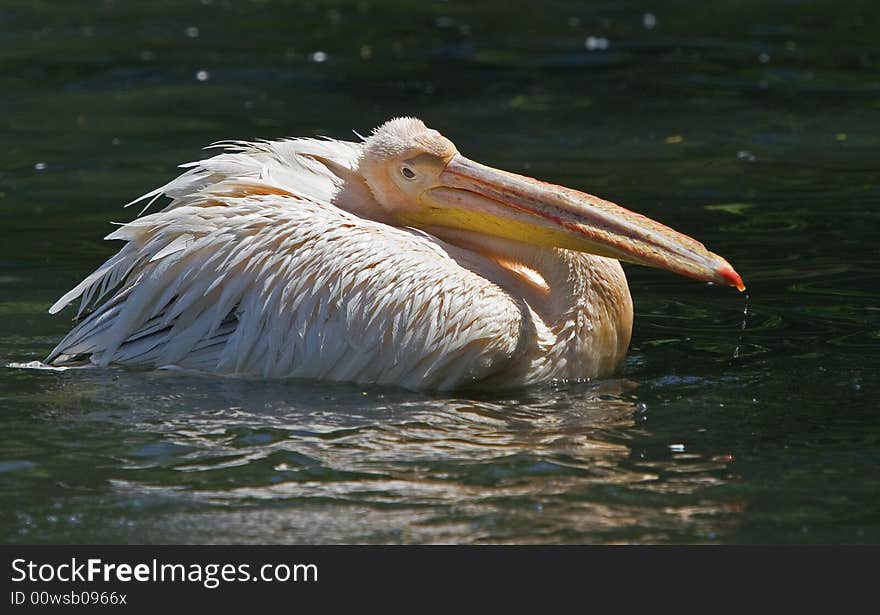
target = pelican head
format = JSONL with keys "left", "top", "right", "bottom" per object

{"left": 357, "top": 117, "right": 744, "bottom": 290}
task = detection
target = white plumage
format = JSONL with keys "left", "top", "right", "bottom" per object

{"left": 47, "top": 117, "right": 742, "bottom": 389}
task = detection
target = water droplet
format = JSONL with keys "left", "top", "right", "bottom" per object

{"left": 111, "top": 137, "right": 121, "bottom": 146}
{"left": 642, "top": 12, "right": 657, "bottom": 30}
{"left": 309, "top": 50, "right": 328, "bottom": 63}
{"left": 185, "top": 26, "right": 200, "bottom": 38}
{"left": 34, "top": 162, "right": 47, "bottom": 171}
{"left": 195, "top": 69, "right": 209, "bottom": 81}
{"left": 737, "top": 150, "right": 757, "bottom": 161}
{"left": 758, "top": 52, "right": 770, "bottom": 64}
{"left": 584, "top": 36, "right": 610, "bottom": 51}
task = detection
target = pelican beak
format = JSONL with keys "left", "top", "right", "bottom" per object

{"left": 420, "top": 154, "right": 745, "bottom": 291}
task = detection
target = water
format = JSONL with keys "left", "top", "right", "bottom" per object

{"left": 2, "top": 0, "right": 879, "bottom": 543}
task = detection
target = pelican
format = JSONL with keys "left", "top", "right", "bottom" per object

{"left": 46, "top": 117, "right": 744, "bottom": 390}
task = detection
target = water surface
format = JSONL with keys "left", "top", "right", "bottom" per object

{"left": 2, "top": 0, "right": 879, "bottom": 543}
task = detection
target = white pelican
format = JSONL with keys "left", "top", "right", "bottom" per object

{"left": 46, "top": 117, "right": 744, "bottom": 390}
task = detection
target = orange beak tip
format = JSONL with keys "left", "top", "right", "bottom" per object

{"left": 717, "top": 264, "right": 746, "bottom": 292}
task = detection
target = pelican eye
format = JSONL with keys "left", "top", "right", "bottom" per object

{"left": 400, "top": 166, "right": 417, "bottom": 180}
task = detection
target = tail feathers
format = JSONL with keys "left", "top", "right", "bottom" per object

{"left": 46, "top": 304, "right": 238, "bottom": 370}
{"left": 43, "top": 352, "right": 92, "bottom": 367}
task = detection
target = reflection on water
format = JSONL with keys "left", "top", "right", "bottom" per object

{"left": 2, "top": 0, "right": 879, "bottom": 543}
{"left": 5, "top": 370, "right": 749, "bottom": 543}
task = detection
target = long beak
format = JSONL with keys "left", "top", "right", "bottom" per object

{"left": 424, "top": 154, "right": 745, "bottom": 291}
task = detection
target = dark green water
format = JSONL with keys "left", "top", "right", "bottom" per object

{"left": 2, "top": 0, "right": 878, "bottom": 543}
